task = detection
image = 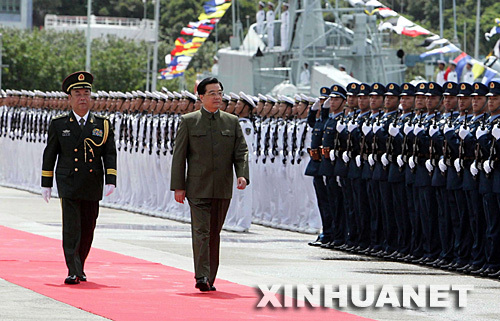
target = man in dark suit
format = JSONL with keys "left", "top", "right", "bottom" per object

{"left": 170, "top": 77, "right": 249, "bottom": 292}
{"left": 41, "top": 71, "right": 117, "bottom": 284}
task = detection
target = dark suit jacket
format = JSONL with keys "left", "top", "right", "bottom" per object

{"left": 41, "top": 111, "right": 117, "bottom": 201}
{"left": 170, "top": 108, "right": 249, "bottom": 199}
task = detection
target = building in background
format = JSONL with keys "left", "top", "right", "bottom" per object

{"left": 0, "top": 0, "right": 32, "bottom": 29}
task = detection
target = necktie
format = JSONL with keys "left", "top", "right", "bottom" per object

{"left": 79, "top": 118, "right": 85, "bottom": 130}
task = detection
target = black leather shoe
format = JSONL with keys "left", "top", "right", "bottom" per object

{"left": 358, "top": 247, "right": 373, "bottom": 255}
{"left": 455, "top": 264, "right": 472, "bottom": 273}
{"left": 65, "top": 275, "right": 80, "bottom": 285}
{"left": 383, "top": 251, "right": 399, "bottom": 260}
{"left": 470, "top": 266, "right": 487, "bottom": 276}
{"left": 79, "top": 272, "right": 87, "bottom": 282}
{"left": 427, "top": 258, "right": 442, "bottom": 267}
{"left": 195, "top": 277, "right": 210, "bottom": 292}
{"left": 402, "top": 254, "right": 417, "bottom": 263}
{"left": 308, "top": 237, "right": 324, "bottom": 247}
{"left": 210, "top": 285, "right": 217, "bottom": 291}
{"left": 439, "top": 261, "right": 455, "bottom": 269}
{"left": 487, "top": 269, "right": 500, "bottom": 278}
{"left": 480, "top": 268, "right": 498, "bottom": 277}
{"left": 412, "top": 257, "right": 425, "bottom": 264}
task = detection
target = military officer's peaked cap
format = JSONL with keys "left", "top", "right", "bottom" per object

{"left": 319, "top": 87, "right": 331, "bottom": 97}
{"left": 384, "top": 83, "right": 401, "bottom": 96}
{"left": 425, "top": 82, "right": 443, "bottom": 96}
{"left": 399, "top": 83, "right": 415, "bottom": 96}
{"left": 369, "top": 83, "right": 386, "bottom": 96}
{"left": 486, "top": 81, "right": 500, "bottom": 96}
{"left": 471, "top": 82, "right": 489, "bottom": 96}
{"left": 357, "top": 83, "right": 371, "bottom": 96}
{"left": 346, "top": 83, "right": 360, "bottom": 96}
{"left": 329, "top": 84, "right": 347, "bottom": 99}
{"left": 62, "top": 71, "right": 93, "bottom": 95}
{"left": 443, "top": 82, "right": 459, "bottom": 96}
{"left": 415, "top": 82, "right": 428, "bottom": 95}
{"left": 457, "top": 82, "right": 474, "bottom": 97}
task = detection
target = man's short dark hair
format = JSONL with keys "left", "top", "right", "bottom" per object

{"left": 198, "top": 77, "right": 224, "bottom": 95}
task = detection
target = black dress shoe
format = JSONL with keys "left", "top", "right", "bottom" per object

{"left": 358, "top": 247, "right": 373, "bottom": 255}
{"left": 412, "top": 257, "right": 425, "bottom": 264}
{"left": 308, "top": 237, "right": 324, "bottom": 247}
{"left": 470, "top": 266, "right": 487, "bottom": 276}
{"left": 480, "top": 268, "right": 498, "bottom": 277}
{"left": 455, "top": 264, "right": 472, "bottom": 273}
{"left": 65, "top": 275, "right": 80, "bottom": 285}
{"left": 79, "top": 272, "right": 87, "bottom": 282}
{"left": 435, "top": 259, "right": 452, "bottom": 268}
{"left": 210, "top": 285, "right": 217, "bottom": 291}
{"left": 195, "top": 277, "right": 210, "bottom": 292}
{"left": 402, "top": 255, "right": 417, "bottom": 263}
{"left": 384, "top": 251, "right": 399, "bottom": 260}
{"left": 427, "top": 258, "right": 442, "bottom": 267}
{"left": 487, "top": 269, "right": 500, "bottom": 278}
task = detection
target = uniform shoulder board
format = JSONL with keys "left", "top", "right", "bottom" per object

{"left": 95, "top": 114, "right": 109, "bottom": 120}
{"left": 52, "top": 112, "right": 69, "bottom": 120}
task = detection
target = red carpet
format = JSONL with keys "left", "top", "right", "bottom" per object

{"left": 0, "top": 225, "right": 372, "bottom": 320}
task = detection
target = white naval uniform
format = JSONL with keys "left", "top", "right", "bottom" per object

{"left": 225, "top": 118, "right": 254, "bottom": 231}
{"left": 463, "top": 70, "right": 475, "bottom": 84}
{"left": 280, "top": 10, "right": 289, "bottom": 51}
{"left": 436, "top": 70, "right": 446, "bottom": 86}
{"left": 447, "top": 70, "right": 458, "bottom": 83}
{"left": 256, "top": 9, "right": 265, "bottom": 35}
{"left": 266, "top": 9, "right": 275, "bottom": 48}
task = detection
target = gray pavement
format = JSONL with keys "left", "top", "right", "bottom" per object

{"left": 1, "top": 186, "right": 500, "bottom": 321}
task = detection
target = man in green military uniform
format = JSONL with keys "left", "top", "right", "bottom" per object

{"left": 41, "top": 71, "right": 117, "bottom": 284}
{"left": 170, "top": 77, "right": 249, "bottom": 292}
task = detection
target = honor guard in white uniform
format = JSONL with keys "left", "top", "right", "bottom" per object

{"left": 266, "top": 2, "right": 275, "bottom": 49}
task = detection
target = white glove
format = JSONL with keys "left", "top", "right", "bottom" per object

{"left": 443, "top": 123, "right": 454, "bottom": 134}
{"left": 484, "top": 160, "right": 492, "bottom": 174}
{"left": 342, "top": 151, "right": 350, "bottom": 163}
{"left": 438, "top": 158, "right": 447, "bottom": 172}
{"left": 311, "top": 99, "right": 321, "bottom": 111}
{"left": 397, "top": 155, "right": 404, "bottom": 167}
{"left": 493, "top": 124, "right": 500, "bottom": 140}
{"left": 429, "top": 125, "right": 439, "bottom": 137}
{"left": 409, "top": 156, "right": 416, "bottom": 169}
{"left": 413, "top": 124, "right": 424, "bottom": 136}
{"left": 336, "top": 176, "right": 342, "bottom": 188}
{"left": 347, "top": 121, "right": 358, "bottom": 133}
{"left": 454, "top": 158, "right": 462, "bottom": 172}
{"left": 42, "top": 187, "right": 51, "bottom": 203}
{"left": 476, "top": 126, "right": 488, "bottom": 139}
{"left": 104, "top": 184, "right": 115, "bottom": 197}
{"left": 381, "top": 153, "right": 389, "bottom": 166}
{"left": 336, "top": 121, "right": 346, "bottom": 133}
{"left": 322, "top": 98, "right": 331, "bottom": 109}
{"left": 388, "top": 123, "right": 399, "bottom": 137}
{"left": 355, "top": 155, "right": 361, "bottom": 167}
{"left": 459, "top": 125, "right": 470, "bottom": 140}
{"left": 368, "top": 154, "right": 375, "bottom": 166}
{"left": 329, "top": 149, "right": 336, "bottom": 161}
{"left": 362, "top": 123, "right": 372, "bottom": 136}
{"left": 403, "top": 123, "right": 414, "bottom": 135}
{"left": 372, "top": 123, "right": 382, "bottom": 133}
{"left": 470, "top": 161, "right": 479, "bottom": 176}
{"left": 425, "top": 159, "right": 434, "bottom": 172}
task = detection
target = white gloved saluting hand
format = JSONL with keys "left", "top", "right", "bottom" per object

{"left": 104, "top": 184, "right": 115, "bottom": 197}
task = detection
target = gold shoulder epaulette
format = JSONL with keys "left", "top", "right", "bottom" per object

{"left": 52, "top": 113, "right": 68, "bottom": 120}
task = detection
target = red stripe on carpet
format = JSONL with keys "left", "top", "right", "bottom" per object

{"left": 0, "top": 225, "right": 372, "bottom": 320}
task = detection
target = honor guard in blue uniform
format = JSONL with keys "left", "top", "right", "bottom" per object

{"left": 411, "top": 82, "right": 442, "bottom": 264}
{"left": 389, "top": 83, "right": 417, "bottom": 261}
{"left": 442, "top": 82, "right": 475, "bottom": 271}
{"left": 345, "top": 83, "right": 373, "bottom": 253}
{"left": 318, "top": 85, "right": 347, "bottom": 249}
{"left": 307, "top": 87, "right": 333, "bottom": 246}
{"left": 479, "top": 81, "right": 500, "bottom": 278}
{"left": 361, "top": 83, "right": 385, "bottom": 255}
{"left": 427, "top": 81, "right": 460, "bottom": 268}
{"left": 467, "top": 82, "right": 500, "bottom": 277}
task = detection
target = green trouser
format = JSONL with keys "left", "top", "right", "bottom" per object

{"left": 187, "top": 198, "right": 231, "bottom": 286}
{"left": 61, "top": 198, "right": 99, "bottom": 276}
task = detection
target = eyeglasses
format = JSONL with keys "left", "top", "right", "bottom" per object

{"left": 204, "top": 91, "right": 223, "bottom": 97}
